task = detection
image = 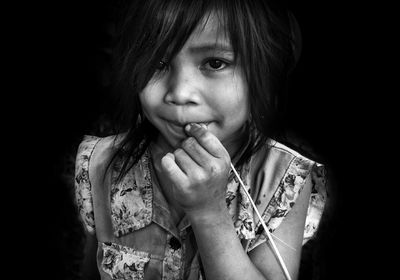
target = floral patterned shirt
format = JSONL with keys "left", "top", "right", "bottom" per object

{"left": 75, "top": 135, "right": 327, "bottom": 280}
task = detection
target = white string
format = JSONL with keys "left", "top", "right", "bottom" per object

{"left": 270, "top": 233, "right": 296, "bottom": 252}
{"left": 230, "top": 163, "right": 292, "bottom": 280}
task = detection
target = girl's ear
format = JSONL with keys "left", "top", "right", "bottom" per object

{"left": 288, "top": 11, "right": 302, "bottom": 70}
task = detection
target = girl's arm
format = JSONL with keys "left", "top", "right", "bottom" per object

{"left": 188, "top": 175, "right": 311, "bottom": 280}
{"left": 161, "top": 123, "right": 312, "bottom": 280}
{"left": 248, "top": 175, "right": 312, "bottom": 280}
{"left": 81, "top": 232, "right": 100, "bottom": 280}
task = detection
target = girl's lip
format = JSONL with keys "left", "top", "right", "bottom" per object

{"left": 165, "top": 120, "right": 212, "bottom": 137}
{"left": 167, "top": 119, "right": 211, "bottom": 128}
{"left": 165, "top": 121, "right": 186, "bottom": 138}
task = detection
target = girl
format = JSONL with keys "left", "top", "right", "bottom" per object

{"left": 75, "top": 0, "right": 327, "bottom": 279}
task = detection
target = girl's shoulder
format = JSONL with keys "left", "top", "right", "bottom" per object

{"left": 76, "top": 133, "right": 127, "bottom": 169}
{"left": 249, "top": 138, "right": 324, "bottom": 178}
{"left": 74, "top": 134, "right": 125, "bottom": 233}
{"left": 76, "top": 133, "right": 124, "bottom": 156}
{"left": 242, "top": 139, "right": 328, "bottom": 248}
{"left": 263, "top": 139, "right": 327, "bottom": 199}
{"left": 265, "top": 138, "right": 322, "bottom": 165}
{"left": 260, "top": 139, "right": 327, "bottom": 203}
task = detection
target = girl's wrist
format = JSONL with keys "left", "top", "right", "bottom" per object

{"left": 185, "top": 204, "right": 231, "bottom": 227}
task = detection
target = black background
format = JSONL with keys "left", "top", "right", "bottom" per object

{"left": 6, "top": 1, "right": 387, "bottom": 279}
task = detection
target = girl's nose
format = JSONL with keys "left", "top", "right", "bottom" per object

{"left": 164, "top": 68, "right": 200, "bottom": 105}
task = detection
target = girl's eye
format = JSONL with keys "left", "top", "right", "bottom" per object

{"left": 203, "top": 59, "right": 229, "bottom": 71}
{"left": 156, "top": 60, "right": 168, "bottom": 71}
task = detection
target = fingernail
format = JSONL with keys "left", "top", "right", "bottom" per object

{"left": 190, "top": 123, "right": 202, "bottom": 130}
{"left": 185, "top": 123, "right": 201, "bottom": 131}
{"left": 198, "top": 123, "right": 208, "bottom": 130}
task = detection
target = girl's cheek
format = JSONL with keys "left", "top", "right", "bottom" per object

{"left": 139, "top": 85, "right": 161, "bottom": 106}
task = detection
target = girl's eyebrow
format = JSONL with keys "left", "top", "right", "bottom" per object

{"left": 187, "top": 43, "right": 233, "bottom": 54}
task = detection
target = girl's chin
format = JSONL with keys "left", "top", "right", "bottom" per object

{"left": 154, "top": 134, "right": 183, "bottom": 153}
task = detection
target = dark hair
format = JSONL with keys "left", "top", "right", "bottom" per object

{"left": 109, "top": 0, "right": 299, "bottom": 180}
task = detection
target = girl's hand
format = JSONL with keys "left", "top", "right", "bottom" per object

{"left": 160, "top": 123, "right": 231, "bottom": 218}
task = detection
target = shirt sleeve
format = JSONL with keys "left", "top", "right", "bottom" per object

{"left": 248, "top": 155, "right": 326, "bottom": 251}
{"left": 74, "top": 135, "right": 101, "bottom": 234}
{"left": 303, "top": 163, "right": 327, "bottom": 244}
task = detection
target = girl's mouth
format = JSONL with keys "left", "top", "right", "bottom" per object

{"left": 165, "top": 120, "right": 211, "bottom": 138}
{"left": 191, "top": 122, "right": 210, "bottom": 129}
{"left": 168, "top": 119, "right": 211, "bottom": 128}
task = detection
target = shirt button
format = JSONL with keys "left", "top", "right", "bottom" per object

{"left": 169, "top": 236, "right": 181, "bottom": 250}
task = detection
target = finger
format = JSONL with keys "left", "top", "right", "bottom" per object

{"left": 160, "top": 152, "right": 188, "bottom": 188}
{"left": 173, "top": 147, "right": 202, "bottom": 176}
{"left": 180, "top": 136, "right": 213, "bottom": 167}
{"left": 184, "top": 123, "right": 229, "bottom": 159}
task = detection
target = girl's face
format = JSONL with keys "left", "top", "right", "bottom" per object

{"left": 140, "top": 14, "right": 249, "bottom": 156}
